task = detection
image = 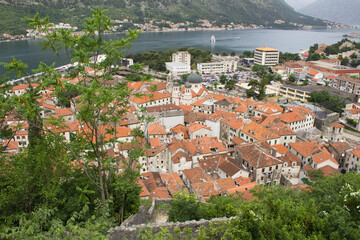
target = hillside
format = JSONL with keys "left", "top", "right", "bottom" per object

{"left": 299, "top": 0, "right": 360, "bottom": 26}
{"left": 1, "top": 0, "right": 328, "bottom": 34}
{"left": 284, "top": 0, "right": 315, "bottom": 11}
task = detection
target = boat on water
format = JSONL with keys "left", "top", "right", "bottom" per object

{"left": 210, "top": 35, "right": 216, "bottom": 43}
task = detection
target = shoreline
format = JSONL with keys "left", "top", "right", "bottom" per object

{"left": 1, "top": 25, "right": 357, "bottom": 43}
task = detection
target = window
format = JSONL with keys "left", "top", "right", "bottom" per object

{"left": 262, "top": 168, "right": 265, "bottom": 173}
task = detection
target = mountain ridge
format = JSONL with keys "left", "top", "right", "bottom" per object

{"left": 1, "top": 0, "right": 329, "bottom": 35}
{"left": 299, "top": 0, "right": 360, "bottom": 26}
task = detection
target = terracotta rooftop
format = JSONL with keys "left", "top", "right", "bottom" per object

{"left": 236, "top": 142, "right": 282, "bottom": 168}
{"left": 171, "top": 124, "right": 189, "bottom": 139}
{"left": 328, "top": 142, "right": 353, "bottom": 154}
{"left": 241, "top": 121, "right": 280, "bottom": 141}
{"left": 272, "top": 144, "right": 290, "bottom": 155}
{"left": 171, "top": 151, "right": 192, "bottom": 164}
{"left": 182, "top": 167, "right": 213, "bottom": 184}
{"left": 160, "top": 172, "right": 188, "bottom": 196}
{"left": 147, "top": 123, "right": 167, "bottom": 135}
{"left": 331, "top": 123, "right": 344, "bottom": 128}
{"left": 279, "top": 112, "right": 306, "bottom": 123}
{"left": 187, "top": 123, "right": 212, "bottom": 133}
{"left": 149, "top": 187, "right": 172, "bottom": 200}
{"left": 289, "top": 141, "right": 322, "bottom": 158}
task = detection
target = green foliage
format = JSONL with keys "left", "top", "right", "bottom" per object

{"left": 308, "top": 90, "right": 347, "bottom": 114}
{"left": 350, "top": 59, "right": 360, "bottom": 68}
{"left": 302, "top": 79, "right": 309, "bottom": 86}
{"left": 168, "top": 191, "right": 203, "bottom": 222}
{"left": 125, "top": 73, "right": 143, "bottom": 82}
{"left": 219, "top": 75, "right": 227, "bottom": 84}
{"left": 148, "top": 174, "right": 360, "bottom": 239}
{"left": 350, "top": 53, "right": 358, "bottom": 59}
{"left": 347, "top": 118, "right": 358, "bottom": 127}
{"left": 225, "top": 79, "right": 237, "bottom": 90}
{"left": 0, "top": 0, "right": 329, "bottom": 35}
{"left": 0, "top": 8, "right": 146, "bottom": 238}
{"left": 240, "top": 50, "right": 254, "bottom": 58}
{"left": 309, "top": 43, "right": 319, "bottom": 54}
{"left": 252, "top": 65, "right": 270, "bottom": 77}
{"left": 129, "top": 48, "right": 211, "bottom": 72}
{"left": 341, "top": 57, "right": 350, "bottom": 66}
{"left": 246, "top": 77, "right": 268, "bottom": 100}
{"left": 307, "top": 52, "right": 322, "bottom": 61}
{"left": 279, "top": 52, "right": 301, "bottom": 63}
{"left": 288, "top": 73, "right": 296, "bottom": 82}
{"left": 213, "top": 81, "right": 218, "bottom": 89}
{"left": 324, "top": 39, "right": 357, "bottom": 56}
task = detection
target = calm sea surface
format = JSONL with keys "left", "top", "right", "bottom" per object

{"left": 1, "top": 28, "right": 359, "bottom": 76}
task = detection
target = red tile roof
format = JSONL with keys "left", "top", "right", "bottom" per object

{"left": 241, "top": 121, "right": 280, "bottom": 141}
{"left": 147, "top": 123, "right": 167, "bottom": 135}
{"left": 289, "top": 141, "right": 322, "bottom": 158}
{"left": 160, "top": 172, "right": 188, "bottom": 196}
{"left": 187, "top": 123, "right": 212, "bottom": 133}
{"left": 331, "top": 123, "right": 344, "bottom": 128}
{"left": 171, "top": 124, "right": 189, "bottom": 139}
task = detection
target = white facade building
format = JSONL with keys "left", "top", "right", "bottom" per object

{"left": 172, "top": 51, "right": 191, "bottom": 67}
{"left": 165, "top": 62, "right": 191, "bottom": 76}
{"left": 254, "top": 47, "right": 279, "bottom": 66}
{"left": 197, "top": 61, "right": 237, "bottom": 75}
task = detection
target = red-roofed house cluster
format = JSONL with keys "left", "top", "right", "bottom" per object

{"left": 3, "top": 63, "right": 360, "bottom": 205}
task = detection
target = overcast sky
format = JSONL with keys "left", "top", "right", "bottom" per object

{"left": 284, "top": 0, "right": 317, "bottom": 10}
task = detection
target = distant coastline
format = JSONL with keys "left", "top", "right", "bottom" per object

{"left": 2, "top": 24, "right": 357, "bottom": 44}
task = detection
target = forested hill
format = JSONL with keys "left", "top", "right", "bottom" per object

{"left": 1, "top": 0, "right": 327, "bottom": 34}
{"left": 299, "top": 0, "right": 360, "bottom": 26}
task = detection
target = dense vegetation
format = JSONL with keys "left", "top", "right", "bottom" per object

{"left": 127, "top": 48, "right": 212, "bottom": 71}
{"left": 279, "top": 52, "right": 301, "bottom": 63}
{"left": 307, "top": 40, "right": 360, "bottom": 67}
{"left": 0, "top": 0, "right": 328, "bottom": 35}
{"left": 143, "top": 173, "right": 360, "bottom": 239}
{"left": 308, "top": 91, "right": 347, "bottom": 114}
{"left": 0, "top": 9, "right": 146, "bottom": 239}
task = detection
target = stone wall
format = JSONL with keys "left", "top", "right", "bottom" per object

{"left": 107, "top": 199, "right": 234, "bottom": 240}
{"left": 108, "top": 217, "right": 235, "bottom": 240}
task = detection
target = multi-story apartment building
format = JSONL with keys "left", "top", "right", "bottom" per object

{"left": 328, "top": 75, "right": 360, "bottom": 95}
{"left": 279, "top": 85, "right": 311, "bottom": 102}
{"left": 172, "top": 51, "right": 191, "bottom": 66}
{"left": 197, "top": 61, "right": 237, "bottom": 74}
{"left": 254, "top": 47, "right": 279, "bottom": 66}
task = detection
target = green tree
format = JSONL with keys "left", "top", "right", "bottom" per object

{"left": 288, "top": 74, "right": 296, "bottom": 83}
{"left": 225, "top": 79, "right": 237, "bottom": 90}
{"left": 241, "top": 50, "right": 254, "bottom": 58}
{"left": 230, "top": 51, "right": 236, "bottom": 56}
{"left": 302, "top": 79, "right": 309, "bottom": 86}
{"left": 252, "top": 65, "right": 269, "bottom": 77}
{"left": 307, "top": 53, "right": 321, "bottom": 61}
{"left": 0, "top": 9, "right": 146, "bottom": 237}
{"left": 341, "top": 57, "right": 350, "bottom": 66}
{"left": 350, "top": 53, "right": 357, "bottom": 59}
{"left": 168, "top": 192, "right": 203, "bottom": 222}
{"left": 219, "top": 75, "right": 227, "bottom": 84}
{"left": 213, "top": 81, "right": 218, "bottom": 89}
